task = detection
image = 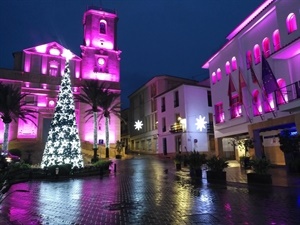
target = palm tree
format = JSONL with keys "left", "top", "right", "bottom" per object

{"left": 98, "top": 88, "right": 121, "bottom": 158}
{"left": 75, "top": 80, "right": 106, "bottom": 162}
{"left": 0, "top": 83, "right": 37, "bottom": 155}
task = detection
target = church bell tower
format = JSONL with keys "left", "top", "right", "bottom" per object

{"left": 81, "top": 7, "right": 121, "bottom": 82}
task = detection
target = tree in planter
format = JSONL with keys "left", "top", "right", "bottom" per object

{"left": 278, "top": 129, "right": 300, "bottom": 172}
{"left": 238, "top": 138, "right": 254, "bottom": 168}
{"left": 0, "top": 82, "right": 37, "bottom": 155}
{"left": 75, "top": 80, "right": 107, "bottom": 163}
{"left": 174, "top": 153, "right": 182, "bottom": 171}
{"left": 98, "top": 88, "right": 121, "bottom": 159}
{"left": 189, "top": 151, "right": 207, "bottom": 178}
{"left": 115, "top": 140, "right": 123, "bottom": 159}
{"left": 247, "top": 157, "right": 272, "bottom": 184}
{"left": 206, "top": 155, "right": 228, "bottom": 183}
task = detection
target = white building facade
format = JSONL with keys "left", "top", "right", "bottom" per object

{"left": 203, "top": 0, "right": 300, "bottom": 165}
{"left": 156, "top": 84, "right": 214, "bottom": 155}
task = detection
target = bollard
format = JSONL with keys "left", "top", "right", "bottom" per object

{"left": 114, "top": 163, "right": 116, "bottom": 173}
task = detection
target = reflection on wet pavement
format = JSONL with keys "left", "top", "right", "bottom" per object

{"left": 0, "top": 156, "right": 299, "bottom": 224}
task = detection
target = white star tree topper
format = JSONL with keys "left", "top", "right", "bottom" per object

{"left": 195, "top": 115, "right": 207, "bottom": 132}
{"left": 134, "top": 120, "right": 143, "bottom": 130}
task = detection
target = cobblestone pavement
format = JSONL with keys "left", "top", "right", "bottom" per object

{"left": 0, "top": 156, "right": 300, "bottom": 225}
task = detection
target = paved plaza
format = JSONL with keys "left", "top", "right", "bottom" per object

{"left": 0, "top": 155, "right": 300, "bottom": 225}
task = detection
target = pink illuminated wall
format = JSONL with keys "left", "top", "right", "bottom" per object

{"left": 81, "top": 9, "right": 121, "bottom": 82}
{"left": 17, "top": 117, "right": 38, "bottom": 139}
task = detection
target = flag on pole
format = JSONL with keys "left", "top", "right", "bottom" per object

{"left": 262, "top": 55, "right": 279, "bottom": 94}
{"left": 228, "top": 74, "right": 236, "bottom": 106}
{"left": 238, "top": 68, "right": 247, "bottom": 104}
{"left": 250, "top": 65, "right": 259, "bottom": 84}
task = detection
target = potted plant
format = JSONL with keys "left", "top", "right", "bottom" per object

{"left": 247, "top": 157, "right": 272, "bottom": 185}
{"left": 174, "top": 153, "right": 182, "bottom": 171}
{"left": 189, "top": 151, "right": 206, "bottom": 178}
{"left": 278, "top": 129, "right": 300, "bottom": 173}
{"left": 115, "top": 141, "right": 123, "bottom": 159}
{"left": 206, "top": 155, "right": 228, "bottom": 183}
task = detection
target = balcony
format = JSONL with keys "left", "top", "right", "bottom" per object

{"left": 277, "top": 81, "right": 300, "bottom": 113}
{"left": 206, "top": 122, "right": 214, "bottom": 133}
{"left": 169, "top": 123, "right": 183, "bottom": 133}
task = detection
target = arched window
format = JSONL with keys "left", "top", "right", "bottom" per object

{"left": 264, "top": 93, "right": 275, "bottom": 113}
{"left": 231, "top": 57, "right": 237, "bottom": 71}
{"left": 273, "top": 29, "right": 281, "bottom": 51}
{"left": 225, "top": 61, "right": 231, "bottom": 75}
{"left": 100, "top": 19, "right": 107, "bottom": 34}
{"left": 217, "top": 68, "right": 222, "bottom": 81}
{"left": 246, "top": 51, "right": 253, "bottom": 69}
{"left": 211, "top": 72, "right": 216, "bottom": 84}
{"left": 253, "top": 44, "right": 261, "bottom": 64}
{"left": 252, "top": 90, "right": 262, "bottom": 116}
{"left": 286, "top": 13, "right": 297, "bottom": 34}
{"left": 262, "top": 37, "right": 271, "bottom": 58}
{"left": 276, "top": 78, "right": 288, "bottom": 105}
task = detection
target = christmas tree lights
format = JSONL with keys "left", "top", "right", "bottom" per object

{"left": 41, "top": 58, "right": 83, "bottom": 168}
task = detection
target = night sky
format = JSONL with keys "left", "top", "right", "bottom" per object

{"left": 0, "top": 0, "right": 263, "bottom": 108}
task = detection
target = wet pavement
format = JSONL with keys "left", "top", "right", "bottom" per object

{"left": 0, "top": 155, "right": 300, "bottom": 225}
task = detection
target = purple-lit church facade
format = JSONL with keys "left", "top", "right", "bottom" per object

{"left": 0, "top": 7, "right": 121, "bottom": 164}
{"left": 203, "top": 0, "right": 300, "bottom": 165}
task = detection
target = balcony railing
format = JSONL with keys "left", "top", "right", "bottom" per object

{"left": 169, "top": 123, "right": 183, "bottom": 133}
{"left": 278, "top": 81, "right": 300, "bottom": 103}
{"left": 206, "top": 122, "right": 214, "bottom": 133}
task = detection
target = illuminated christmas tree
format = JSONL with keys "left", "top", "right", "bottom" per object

{"left": 41, "top": 55, "right": 83, "bottom": 168}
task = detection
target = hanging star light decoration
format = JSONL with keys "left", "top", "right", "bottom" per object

{"left": 195, "top": 115, "right": 207, "bottom": 132}
{"left": 134, "top": 120, "right": 143, "bottom": 130}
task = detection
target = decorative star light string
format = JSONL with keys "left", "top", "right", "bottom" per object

{"left": 134, "top": 120, "right": 143, "bottom": 130}
{"left": 195, "top": 115, "right": 207, "bottom": 132}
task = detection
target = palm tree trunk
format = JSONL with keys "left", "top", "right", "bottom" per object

{"left": 2, "top": 123, "right": 9, "bottom": 154}
{"left": 92, "top": 111, "right": 98, "bottom": 162}
{"left": 105, "top": 117, "right": 110, "bottom": 158}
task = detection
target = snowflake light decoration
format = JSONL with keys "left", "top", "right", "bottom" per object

{"left": 195, "top": 115, "right": 207, "bottom": 132}
{"left": 134, "top": 120, "right": 143, "bottom": 130}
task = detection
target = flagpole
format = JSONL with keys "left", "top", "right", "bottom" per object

{"left": 239, "top": 68, "right": 264, "bottom": 121}
{"left": 250, "top": 65, "right": 276, "bottom": 118}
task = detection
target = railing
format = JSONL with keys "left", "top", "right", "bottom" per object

{"left": 206, "top": 122, "right": 214, "bottom": 133}
{"left": 278, "top": 81, "right": 300, "bottom": 103}
{"left": 169, "top": 123, "right": 183, "bottom": 133}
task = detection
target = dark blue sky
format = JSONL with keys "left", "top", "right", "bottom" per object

{"left": 0, "top": 0, "right": 263, "bottom": 108}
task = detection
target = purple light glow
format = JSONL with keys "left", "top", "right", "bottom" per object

{"left": 49, "top": 100, "right": 55, "bottom": 107}
{"left": 35, "top": 44, "right": 47, "bottom": 53}
{"left": 49, "top": 48, "right": 61, "bottom": 56}
{"left": 17, "top": 115, "right": 38, "bottom": 138}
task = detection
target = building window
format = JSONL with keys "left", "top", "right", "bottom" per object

{"left": 214, "top": 103, "right": 224, "bottom": 124}
{"left": 230, "top": 95, "right": 241, "bottom": 119}
{"left": 276, "top": 78, "right": 288, "bottom": 105}
{"left": 212, "top": 72, "right": 216, "bottom": 84}
{"left": 150, "top": 83, "right": 157, "bottom": 112}
{"left": 161, "top": 97, "right": 166, "bottom": 112}
{"left": 262, "top": 37, "right": 271, "bottom": 58}
{"left": 216, "top": 68, "right": 222, "bottom": 81}
{"left": 253, "top": 44, "right": 261, "bottom": 64}
{"left": 286, "top": 13, "right": 297, "bottom": 34}
{"left": 162, "top": 117, "right": 166, "bottom": 132}
{"left": 174, "top": 91, "right": 179, "bottom": 107}
{"left": 231, "top": 57, "right": 237, "bottom": 71}
{"left": 252, "top": 90, "right": 262, "bottom": 116}
{"left": 100, "top": 19, "right": 107, "bottom": 34}
{"left": 225, "top": 61, "right": 231, "bottom": 75}
{"left": 49, "top": 60, "right": 59, "bottom": 76}
{"left": 264, "top": 93, "right": 275, "bottom": 113}
{"left": 273, "top": 29, "right": 281, "bottom": 51}
{"left": 246, "top": 51, "right": 253, "bottom": 69}
{"left": 207, "top": 90, "right": 212, "bottom": 107}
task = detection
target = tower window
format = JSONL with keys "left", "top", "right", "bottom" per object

{"left": 231, "top": 57, "right": 237, "bottom": 71}
{"left": 253, "top": 44, "right": 261, "bottom": 64}
{"left": 100, "top": 20, "right": 107, "bottom": 34}
{"left": 262, "top": 37, "right": 271, "bottom": 58}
